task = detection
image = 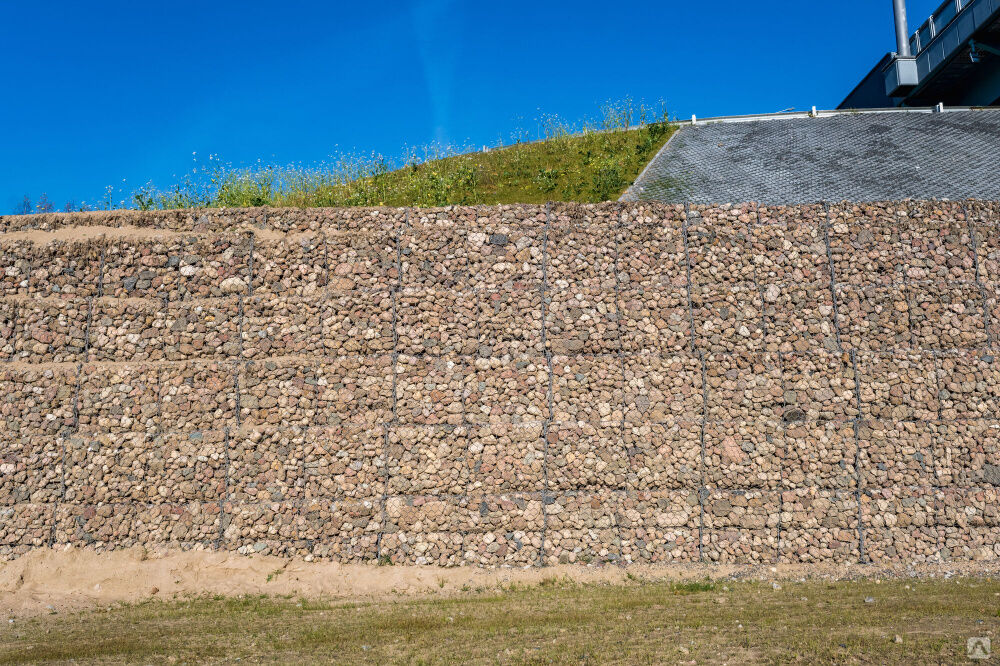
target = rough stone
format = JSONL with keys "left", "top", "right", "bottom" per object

{"left": 4, "top": 201, "right": 1000, "bottom": 566}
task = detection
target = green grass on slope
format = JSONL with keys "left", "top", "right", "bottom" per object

{"left": 122, "top": 102, "right": 676, "bottom": 210}
{"left": 261, "top": 123, "right": 677, "bottom": 208}
{"left": 3, "top": 578, "right": 999, "bottom": 664}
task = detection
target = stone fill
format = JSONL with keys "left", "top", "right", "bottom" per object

{"left": 1, "top": 200, "right": 1000, "bottom": 566}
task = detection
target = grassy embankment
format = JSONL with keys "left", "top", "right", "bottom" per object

{"left": 122, "top": 101, "right": 676, "bottom": 210}
{"left": 3, "top": 577, "right": 999, "bottom": 664}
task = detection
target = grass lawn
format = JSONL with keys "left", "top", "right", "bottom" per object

{"left": 102, "top": 101, "right": 677, "bottom": 211}
{"left": 2, "top": 577, "right": 998, "bottom": 664}
{"left": 126, "top": 124, "right": 676, "bottom": 210}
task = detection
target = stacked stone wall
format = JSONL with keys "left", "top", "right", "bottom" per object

{"left": 2, "top": 200, "right": 999, "bottom": 565}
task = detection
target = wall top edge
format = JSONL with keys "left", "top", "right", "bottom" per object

{"left": 1, "top": 199, "right": 998, "bottom": 236}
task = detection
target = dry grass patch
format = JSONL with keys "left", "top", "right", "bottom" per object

{"left": 2, "top": 577, "right": 999, "bottom": 664}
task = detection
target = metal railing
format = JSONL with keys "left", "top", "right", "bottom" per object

{"left": 910, "top": 0, "right": 965, "bottom": 54}
{"left": 678, "top": 105, "right": 999, "bottom": 128}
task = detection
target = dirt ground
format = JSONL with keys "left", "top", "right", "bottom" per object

{"left": 3, "top": 546, "right": 1000, "bottom": 619}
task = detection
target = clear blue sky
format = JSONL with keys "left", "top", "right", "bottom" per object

{"left": 0, "top": 0, "right": 945, "bottom": 211}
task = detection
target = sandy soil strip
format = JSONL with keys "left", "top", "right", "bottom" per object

{"left": 3, "top": 547, "right": 999, "bottom": 618}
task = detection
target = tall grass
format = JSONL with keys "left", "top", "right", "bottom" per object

{"left": 110, "top": 98, "right": 674, "bottom": 210}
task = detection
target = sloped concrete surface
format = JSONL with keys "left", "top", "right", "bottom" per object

{"left": 628, "top": 111, "right": 1000, "bottom": 204}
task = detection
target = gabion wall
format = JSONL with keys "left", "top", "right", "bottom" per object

{"left": 1, "top": 201, "right": 999, "bottom": 566}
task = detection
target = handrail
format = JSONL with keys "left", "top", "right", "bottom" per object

{"left": 675, "top": 105, "right": 1000, "bottom": 127}
{"left": 911, "top": 0, "right": 967, "bottom": 54}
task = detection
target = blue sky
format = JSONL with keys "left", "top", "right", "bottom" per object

{"left": 0, "top": 0, "right": 945, "bottom": 211}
